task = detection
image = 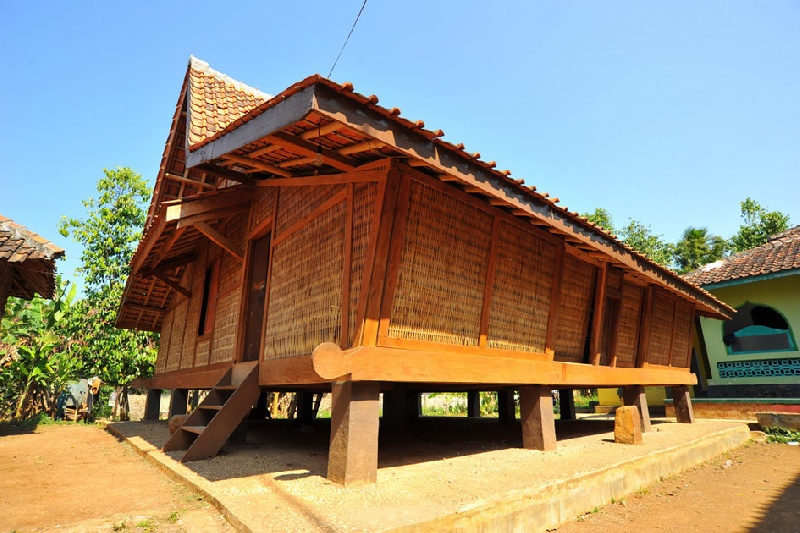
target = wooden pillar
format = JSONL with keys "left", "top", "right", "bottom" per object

{"left": 405, "top": 391, "right": 421, "bottom": 420}
{"left": 328, "top": 381, "right": 381, "bottom": 485}
{"left": 671, "top": 385, "right": 695, "bottom": 424}
{"left": 622, "top": 386, "right": 652, "bottom": 433}
{"left": 558, "top": 389, "right": 576, "bottom": 420}
{"left": 519, "top": 386, "right": 557, "bottom": 451}
{"left": 168, "top": 389, "right": 188, "bottom": 418}
{"left": 467, "top": 391, "right": 481, "bottom": 418}
{"left": 297, "top": 391, "right": 315, "bottom": 425}
{"left": 497, "top": 390, "right": 515, "bottom": 425}
{"left": 250, "top": 389, "right": 270, "bottom": 419}
{"left": 144, "top": 389, "right": 162, "bottom": 421}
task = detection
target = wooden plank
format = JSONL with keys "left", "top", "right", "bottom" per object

{"left": 165, "top": 173, "right": 216, "bottom": 189}
{"left": 378, "top": 335, "right": 550, "bottom": 361}
{"left": 259, "top": 356, "right": 330, "bottom": 386}
{"left": 124, "top": 302, "right": 167, "bottom": 315}
{"left": 376, "top": 166, "right": 413, "bottom": 341}
{"left": 194, "top": 222, "right": 244, "bottom": 262}
{"left": 193, "top": 163, "right": 257, "bottom": 186}
{"left": 310, "top": 343, "right": 698, "bottom": 387}
{"left": 255, "top": 169, "right": 384, "bottom": 187}
{"left": 360, "top": 160, "right": 403, "bottom": 346}
{"left": 519, "top": 385, "right": 557, "bottom": 451}
{"left": 327, "top": 380, "right": 381, "bottom": 485}
{"left": 478, "top": 217, "right": 502, "bottom": 347}
{"left": 152, "top": 272, "right": 192, "bottom": 299}
{"left": 267, "top": 131, "right": 356, "bottom": 171}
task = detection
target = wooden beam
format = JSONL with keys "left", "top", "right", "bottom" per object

{"left": 590, "top": 263, "right": 608, "bottom": 365}
{"left": 310, "top": 343, "right": 698, "bottom": 387}
{"left": 152, "top": 227, "right": 187, "bottom": 268}
{"left": 194, "top": 221, "right": 244, "bottom": 262}
{"left": 165, "top": 173, "right": 216, "bottom": 189}
{"left": 337, "top": 139, "right": 386, "bottom": 155}
{"left": 327, "top": 380, "right": 381, "bottom": 485}
{"left": 151, "top": 272, "right": 191, "bottom": 299}
{"left": 165, "top": 187, "right": 252, "bottom": 224}
{"left": 142, "top": 252, "right": 196, "bottom": 277}
{"left": 221, "top": 154, "right": 293, "bottom": 178}
{"left": 194, "top": 164, "right": 257, "bottom": 186}
{"left": 267, "top": 131, "right": 356, "bottom": 172}
{"left": 124, "top": 302, "right": 167, "bottom": 315}
{"left": 255, "top": 169, "right": 384, "bottom": 187}
{"left": 300, "top": 121, "right": 345, "bottom": 140}
{"left": 519, "top": 385, "right": 557, "bottom": 451}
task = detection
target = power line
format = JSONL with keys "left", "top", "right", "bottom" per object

{"left": 327, "top": 0, "right": 369, "bottom": 79}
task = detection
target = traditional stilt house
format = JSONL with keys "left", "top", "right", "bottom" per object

{"left": 118, "top": 57, "right": 732, "bottom": 484}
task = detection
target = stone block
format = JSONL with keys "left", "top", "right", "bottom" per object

{"left": 614, "top": 406, "right": 642, "bottom": 445}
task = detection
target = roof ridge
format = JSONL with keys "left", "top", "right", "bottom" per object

{"left": 187, "top": 56, "right": 272, "bottom": 101}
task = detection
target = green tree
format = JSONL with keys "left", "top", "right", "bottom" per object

{"left": 58, "top": 167, "right": 158, "bottom": 420}
{"left": 582, "top": 207, "right": 616, "bottom": 234}
{"left": 0, "top": 279, "right": 78, "bottom": 420}
{"left": 730, "top": 198, "right": 790, "bottom": 253}
{"left": 618, "top": 219, "right": 674, "bottom": 268}
{"left": 673, "top": 226, "right": 728, "bottom": 274}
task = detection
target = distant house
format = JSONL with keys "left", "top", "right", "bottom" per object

{"left": 0, "top": 215, "right": 65, "bottom": 316}
{"left": 117, "top": 57, "right": 732, "bottom": 484}
{"left": 684, "top": 226, "right": 800, "bottom": 399}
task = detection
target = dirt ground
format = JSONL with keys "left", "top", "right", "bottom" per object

{"left": 0, "top": 422, "right": 232, "bottom": 532}
{"left": 556, "top": 437, "right": 800, "bottom": 532}
{"left": 2, "top": 419, "right": 799, "bottom": 531}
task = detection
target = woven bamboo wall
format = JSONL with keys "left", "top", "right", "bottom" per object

{"left": 670, "top": 301, "right": 693, "bottom": 368}
{"left": 388, "top": 180, "right": 493, "bottom": 346}
{"left": 180, "top": 247, "right": 208, "bottom": 369}
{"left": 275, "top": 184, "right": 345, "bottom": 236}
{"left": 210, "top": 214, "right": 246, "bottom": 365}
{"left": 195, "top": 338, "right": 211, "bottom": 366}
{"left": 263, "top": 199, "right": 347, "bottom": 359}
{"left": 248, "top": 187, "right": 277, "bottom": 233}
{"left": 647, "top": 287, "right": 675, "bottom": 366}
{"left": 155, "top": 308, "right": 173, "bottom": 373}
{"left": 167, "top": 300, "right": 187, "bottom": 372}
{"left": 614, "top": 281, "right": 643, "bottom": 367}
{"left": 348, "top": 182, "right": 379, "bottom": 346}
{"left": 554, "top": 255, "right": 597, "bottom": 363}
{"left": 487, "top": 220, "right": 556, "bottom": 352}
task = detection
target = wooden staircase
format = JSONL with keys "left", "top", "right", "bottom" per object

{"left": 163, "top": 361, "right": 260, "bottom": 462}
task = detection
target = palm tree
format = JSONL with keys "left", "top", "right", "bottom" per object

{"left": 674, "top": 226, "right": 728, "bottom": 274}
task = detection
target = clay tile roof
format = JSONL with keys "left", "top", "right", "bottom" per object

{"left": 186, "top": 56, "right": 271, "bottom": 149}
{"left": 0, "top": 214, "right": 65, "bottom": 301}
{"left": 683, "top": 226, "right": 800, "bottom": 286}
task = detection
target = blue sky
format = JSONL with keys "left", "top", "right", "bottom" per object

{"left": 2, "top": 1, "right": 799, "bottom": 289}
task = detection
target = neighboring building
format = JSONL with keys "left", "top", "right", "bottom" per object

{"left": 117, "top": 57, "right": 732, "bottom": 484}
{"left": 684, "top": 226, "right": 800, "bottom": 398}
{"left": 0, "top": 215, "right": 65, "bottom": 316}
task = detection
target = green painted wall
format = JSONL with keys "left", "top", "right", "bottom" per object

{"left": 699, "top": 274, "right": 800, "bottom": 387}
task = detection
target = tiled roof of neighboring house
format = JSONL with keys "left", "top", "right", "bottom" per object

{"left": 186, "top": 57, "right": 270, "bottom": 149}
{"left": 683, "top": 226, "right": 800, "bottom": 286}
{"left": 0, "top": 215, "right": 65, "bottom": 300}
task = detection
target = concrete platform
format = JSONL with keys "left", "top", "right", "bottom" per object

{"left": 106, "top": 417, "right": 750, "bottom": 532}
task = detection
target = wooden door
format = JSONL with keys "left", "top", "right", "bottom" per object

{"left": 242, "top": 233, "right": 271, "bottom": 362}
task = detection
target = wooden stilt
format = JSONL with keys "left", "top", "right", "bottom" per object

{"left": 497, "top": 390, "right": 515, "bottom": 424}
{"left": 168, "top": 389, "right": 188, "bottom": 418}
{"left": 404, "top": 391, "right": 421, "bottom": 420}
{"left": 519, "top": 385, "right": 557, "bottom": 451}
{"left": 467, "top": 391, "right": 481, "bottom": 418}
{"left": 558, "top": 388, "right": 576, "bottom": 420}
{"left": 327, "top": 381, "right": 381, "bottom": 485}
{"left": 144, "top": 389, "right": 162, "bottom": 420}
{"left": 298, "top": 391, "right": 315, "bottom": 425}
{"left": 671, "top": 385, "right": 695, "bottom": 423}
{"left": 622, "top": 386, "right": 652, "bottom": 432}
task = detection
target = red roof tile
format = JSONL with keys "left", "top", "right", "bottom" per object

{"left": 683, "top": 226, "right": 800, "bottom": 286}
{"left": 186, "top": 57, "right": 270, "bottom": 149}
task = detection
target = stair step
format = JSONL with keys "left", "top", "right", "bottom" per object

{"left": 182, "top": 425, "right": 206, "bottom": 435}
{"left": 200, "top": 405, "right": 224, "bottom": 411}
{"left": 215, "top": 385, "right": 238, "bottom": 390}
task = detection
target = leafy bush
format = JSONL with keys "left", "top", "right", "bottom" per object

{"left": 763, "top": 426, "right": 800, "bottom": 444}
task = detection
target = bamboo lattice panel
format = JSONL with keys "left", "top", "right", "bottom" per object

{"left": 554, "top": 255, "right": 597, "bottom": 363}
{"left": 194, "top": 338, "right": 211, "bottom": 367}
{"left": 670, "top": 301, "right": 693, "bottom": 368}
{"left": 614, "top": 282, "right": 643, "bottom": 367}
{"left": 263, "top": 200, "right": 346, "bottom": 359}
{"left": 388, "top": 180, "right": 492, "bottom": 346}
{"left": 211, "top": 290, "right": 239, "bottom": 364}
{"left": 647, "top": 288, "right": 675, "bottom": 366}
{"left": 156, "top": 309, "right": 173, "bottom": 373}
{"left": 248, "top": 187, "right": 277, "bottom": 233}
{"left": 167, "top": 301, "right": 187, "bottom": 372}
{"left": 487, "top": 220, "right": 555, "bottom": 352}
{"left": 275, "top": 184, "right": 345, "bottom": 236}
{"left": 348, "top": 182, "right": 379, "bottom": 346}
